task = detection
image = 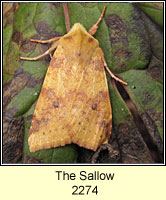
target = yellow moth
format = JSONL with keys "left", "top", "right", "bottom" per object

{"left": 20, "top": 4, "right": 127, "bottom": 152}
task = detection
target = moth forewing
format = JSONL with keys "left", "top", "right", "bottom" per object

{"left": 21, "top": 6, "right": 127, "bottom": 153}
{"left": 28, "top": 23, "right": 112, "bottom": 152}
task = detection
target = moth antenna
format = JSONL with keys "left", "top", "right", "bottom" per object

{"left": 30, "top": 37, "right": 61, "bottom": 44}
{"left": 100, "top": 48, "right": 128, "bottom": 86}
{"left": 20, "top": 41, "right": 58, "bottom": 61}
{"left": 88, "top": 6, "right": 107, "bottom": 35}
{"left": 95, "top": 6, "right": 107, "bottom": 27}
{"left": 63, "top": 3, "right": 71, "bottom": 32}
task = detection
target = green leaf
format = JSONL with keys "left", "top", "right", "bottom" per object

{"left": 136, "top": 3, "right": 163, "bottom": 27}
{"left": 121, "top": 70, "right": 163, "bottom": 140}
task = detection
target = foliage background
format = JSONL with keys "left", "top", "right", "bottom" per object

{"left": 3, "top": 2, "right": 163, "bottom": 163}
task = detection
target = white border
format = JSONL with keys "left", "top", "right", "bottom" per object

{"left": 1, "top": 1, "right": 165, "bottom": 166}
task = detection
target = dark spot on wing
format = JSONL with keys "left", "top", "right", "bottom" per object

{"left": 64, "top": 36, "right": 73, "bottom": 40}
{"left": 82, "top": 111, "right": 86, "bottom": 115}
{"left": 92, "top": 104, "right": 97, "bottom": 110}
{"left": 53, "top": 101, "right": 59, "bottom": 108}
{"left": 88, "top": 37, "right": 93, "bottom": 43}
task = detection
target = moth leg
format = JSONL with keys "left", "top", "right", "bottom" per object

{"left": 88, "top": 6, "right": 106, "bottom": 35}
{"left": 99, "top": 48, "right": 127, "bottom": 85}
{"left": 104, "top": 60, "right": 128, "bottom": 86}
{"left": 20, "top": 41, "right": 58, "bottom": 61}
{"left": 30, "top": 37, "right": 61, "bottom": 44}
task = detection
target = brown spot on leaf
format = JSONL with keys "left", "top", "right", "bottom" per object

{"left": 141, "top": 112, "right": 163, "bottom": 154}
{"left": 105, "top": 14, "right": 124, "bottom": 29}
{"left": 3, "top": 108, "right": 18, "bottom": 120}
{"left": 143, "top": 92, "right": 155, "bottom": 105}
{"left": 25, "top": 156, "right": 43, "bottom": 163}
{"left": 3, "top": 141, "right": 22, "bottom": 163}
{"left": 3, "top": 69, "right": 31, "bottom": 111}
{"left": 117, "top": 122, "right": 155, "bottom": 163}
{"left": 114, "top": 49, "right": 132, "bottom": 60}
{"left": 27, "top": 115, "right": 33, "bottom": 122}
{"left": 20, "top": 35, "right": 39, "bottom": 53}
{"left": 3, "top": 117, "right": 23, "bottom": 163}
{"left": 25, "top": 12, "right": 31, "bottom": 24}
{"left": 146, "top": 109, "right": 163, "bottom": 130}
{"left": 12, "top": 31, "right": 23, "bottom": 45}
{"left": 47, "top": 30, "right": 62, "bottom": 39}
{"left": 105, "top": 14, "right": 128, "bottom": 46}
{"left": 35, "top": 21, "right": 51, "bottom": 37}
{"left": 147, "top": 66, "right": 162, "bottom": 81}
{"left": 4, "top": 17, "right": 13, "bottom": 28}
{"left": 26, "top": 76, "right": 43, "bottom": 88}
{"left": 91, "top": 144, "right": 120, "bottom": 164}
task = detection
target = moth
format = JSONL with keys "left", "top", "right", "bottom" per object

{"left": 20, "top": 4, "right": 127, "bottom": 152}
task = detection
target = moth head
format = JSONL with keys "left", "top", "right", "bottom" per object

{"left": 69, "top": 23, "right": 87, "bottom": 34}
